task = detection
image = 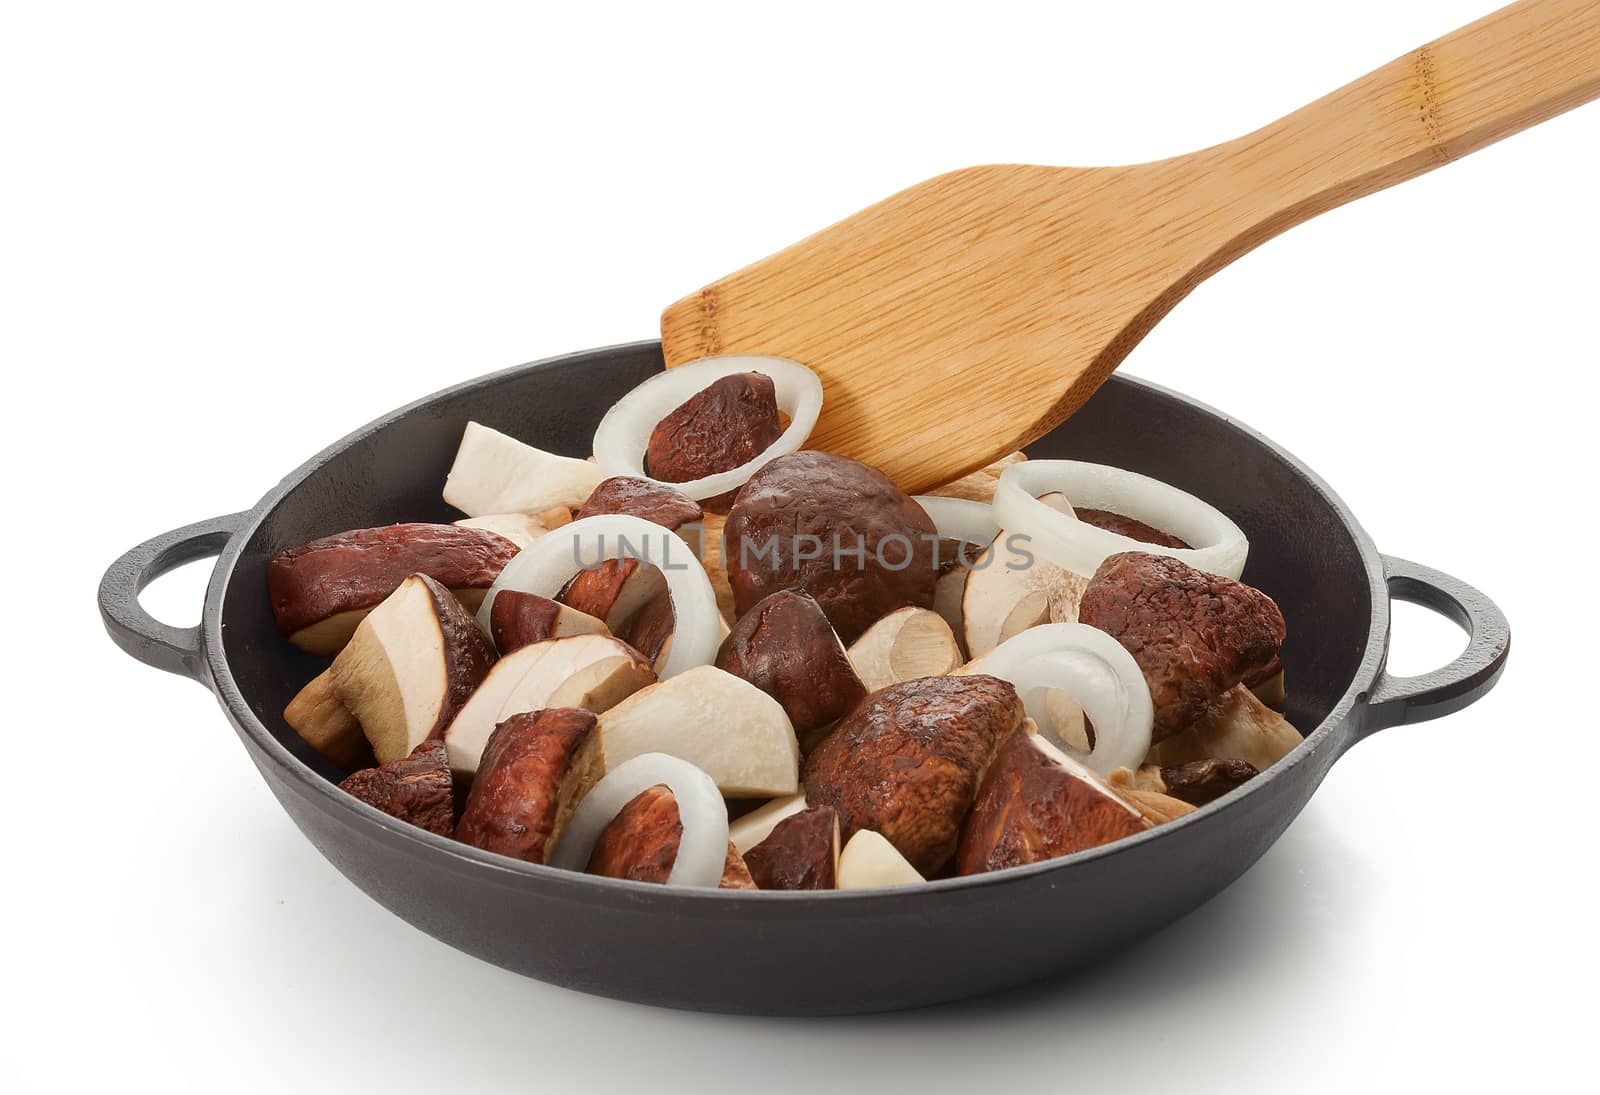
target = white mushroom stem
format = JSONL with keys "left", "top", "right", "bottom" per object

{"left": 837, "top": 830, "right": 926, "bottom": 888}
{"left": 597, "top": 665, "right": 800, "bottom": 797}
{"left": 443, "top": 422, "right": 606, "bottom": 517}
{"left": 443, "top": 634, "right": 653, "bottom": 776}
{"left": 959, "top": 527, "right": 1087, "bottom": 659}
{"left": 848, "top": 607, "right": 963, "bottom": 691}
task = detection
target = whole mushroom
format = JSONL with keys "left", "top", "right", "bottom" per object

{"left": 725, "top": 451, "right": 939, "bottom": 643}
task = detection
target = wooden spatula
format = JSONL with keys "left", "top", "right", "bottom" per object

{"left": 661, "top": 0, "right": 1600, "bottom": 493}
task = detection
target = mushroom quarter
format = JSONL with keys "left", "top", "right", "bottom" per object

{"left": 802, "top": 674, "right": 1026, "bottom": 876}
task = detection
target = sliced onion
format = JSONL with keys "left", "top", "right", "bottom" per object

{"left": 592, "top": 355, "right": 823, "bottom": 502}
{"left": 993, "top": 460, "right": 1247, "bottom": 579}
{"left": 974, "top": 623, "right": 1153, "bottom": 774}
{"left": 477, "top": 514, "right": 719, "bottom": 678}
{"left": 913, "top": 495, "right": 1000, "bottom": 550}
{"left": 549, "top": 753, "right": 729, "bottom": 887}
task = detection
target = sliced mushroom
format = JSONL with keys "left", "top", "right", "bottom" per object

{"left": 559, "top": 477, "right": 704, "bottom": 630}
{"left": 455, "top": 708, "right": 605, "bottom": 863}
{"left": 847, "top": 607, "right": 963, "bottom": 691}
{"left": 639, "top": 610, "right": 731, "bottom": 678}
{"left": 488, "top": 590, "right": 608, "bottom": 654}
{"left": 803, "top": 674, "right": 1024, "bottom": 875}
{"left": 1146, "top": 685, "right": 1300, "bottom": 771}
{"left": 744, "top": 804, "right": 840, "bottom": 890}
{"left": 443, "top": 634, "right": 654, "bottom": 777}
{"left": 715, "top": 588, "right": 867, "bottom": 747}
{"left": 268, "top": 523, "right": 517, "bottom": 655}
{"left": 598, "top": 665, "right": 800, "bottom": 797}
{"left": 836, "top": 829, "right": 926, "bottom": 889}
{"left": 338, "top": 739, "right": 456, "bottom": 836}
{"left": 583, "top": 783, "right": 759, "bottom": 889}
{"left": 442, "top": 421, "right": 606, "bottom": 516}
{"left": 621, "top": 588, "right": 675, "bottom": 666}
{"left": 454, "top": 508, "right": 572, "bottom": 549}
{"left": 727, "top": 791, "right": 808, "bottom": 854}
{"left": 329, "top": 574, "right": 496, "bottom": 764}
{"left": 284, "top": 668, "right": 373, "bottom": 771}
{"left": 961, "top": 528, "right": 1088, "bottom": 659}
{"left": 953, "top": 729, "right": 1150, "bottom": 875}
{"left": 559, "top": 558, "right": 668, "bottom": 633}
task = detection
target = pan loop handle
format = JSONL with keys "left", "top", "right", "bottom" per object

{"left": 1358, "top": 555, "right": 1510, "bottom": 736}
{"left": 99, "top": 512, "right": 247, "bottom": 687}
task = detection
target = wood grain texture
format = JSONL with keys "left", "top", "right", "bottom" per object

{"left": 662, "top": 0, "right": 1600, "bottom": 493}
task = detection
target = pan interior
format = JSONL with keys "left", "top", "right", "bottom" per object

{"left": 219, "top": 344, "right": 1371, "bottom": 781}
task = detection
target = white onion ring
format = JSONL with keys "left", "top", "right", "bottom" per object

{"left": 549, "top": 753, "right": 729, "bottom": 887}
{"left": 913, "top": 495, "right": 1000, "bottom": 549}
{"left": 975, "top": 623, "right": 1153, "bottom": 774}
{"left": 477, "top": 514, "right": 719, "bottom": 678}
{"left": 993, "top": 460, "right": 1247, "bottom": 579}
{"left": 592, "top": 355, "right": 823, "bottom": 502}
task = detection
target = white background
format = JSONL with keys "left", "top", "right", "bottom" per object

{"left": 4, "top": 1, "right": 1594, "bottom": 1091}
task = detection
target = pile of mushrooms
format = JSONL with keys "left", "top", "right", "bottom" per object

{"left": 268, "top": 354, "right": 1299, "bottom": 891}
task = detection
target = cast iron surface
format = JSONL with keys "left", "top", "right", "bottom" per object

{"left": 99, "top": 341, "right": 1510, "bottom": 1014}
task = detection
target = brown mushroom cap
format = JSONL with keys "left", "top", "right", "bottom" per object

{"left": 802, "top": 674, "right": 1025, "bottom": 876}
{"left": 1073, "top": 508, "right": 1191, "bottom": 550}
{"left": 338, "top": 739, "right": 456, "bottom": 836}
{"left": 562, "top": 476, "right": 704, "bottom": 627}
{"left": 953, "top": 731, "right": 1149, "bottom": 874}
{"left": 455, "top": 707, "right": 603, "bottom": 864}
{"left": 268, "top": 522, "right": 517, "bottom": 645}
{"left": 576, "top": 476, "right": 704, "bottom": 529}
{"left": 645, "top": 372, "right": 784, "bottom": 513}
{"left": 725, "top": 451, "right": 939, "bottom": 643}
{"left": 488, "top": 590, "right": 608, "bottom": 653}
{"left": 715, "top": 588, "right": 867, "bottom": 740}
{"left": 744, "top": 804, "right": 840, "bottom": 890}
{"left": 584, "top": 784, "right": 758, "bottom": 889}
{"left": 1078, "top": 551, "right": 1285, "bottom": 741}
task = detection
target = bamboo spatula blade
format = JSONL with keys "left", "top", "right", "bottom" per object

{"left": 661, "top": 0, "right": 1600, "bottom": 493}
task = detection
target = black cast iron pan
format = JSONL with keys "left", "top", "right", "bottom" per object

{"left": 98, "top": 341, "right": 1510, "bottom": 1014}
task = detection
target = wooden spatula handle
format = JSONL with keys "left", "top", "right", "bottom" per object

{"left": 1211, "top": 0, "right": 1600, "bottom": 235}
